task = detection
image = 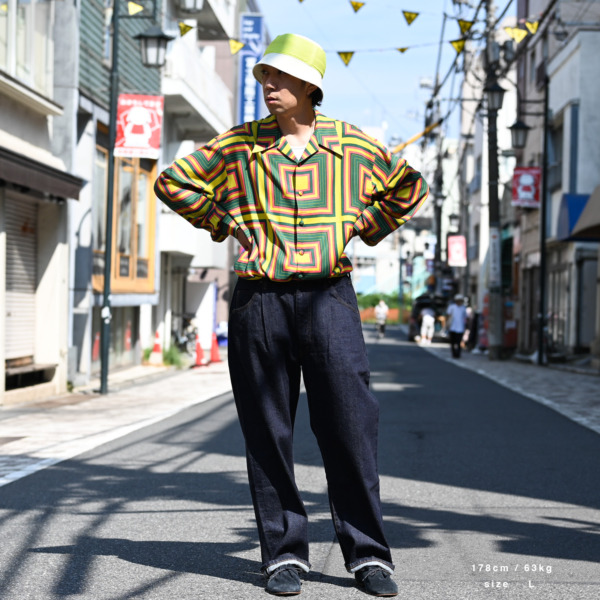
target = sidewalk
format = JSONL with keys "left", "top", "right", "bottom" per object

{"left": 1, "top": 333, "right": 598, "bottom": 490}
{"left": 0, "top": 356, "right": 232, "bottom": 488}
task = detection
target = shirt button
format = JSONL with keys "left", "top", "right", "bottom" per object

{"left": 297, "top": 191, "right": 303, "bottom": 196}
{"left": 299, "top": 250, "right": 305, "bottom": 256}
{"left": 297, "top": 273, "right": 305, "bottom": 279}
{"left": 299, "top": 220, "right": 305, "bottom": 226}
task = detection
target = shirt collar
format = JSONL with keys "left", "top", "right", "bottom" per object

{"left": 252, "top": 112, "right": 343, "bottom": 159}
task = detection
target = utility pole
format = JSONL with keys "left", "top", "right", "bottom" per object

{"left": 485, "top": 0, "right": 504, "bottom": 360}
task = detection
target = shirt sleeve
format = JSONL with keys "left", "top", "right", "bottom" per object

{"left": 353, "top": 144, "right": 429, "bottom": 246}
{"left": 154, "top": 137, "right": 237, "bottom": 243}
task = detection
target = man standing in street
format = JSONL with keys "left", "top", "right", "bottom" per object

{"left": 446, "top": 294, "right": 468, "bottom": 358}
{"left": 155, "top": 33, "right": 429, "bottom": 597}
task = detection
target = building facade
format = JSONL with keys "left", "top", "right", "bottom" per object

{"left": 1, "top": 0, "right": 84, "bottom": 404}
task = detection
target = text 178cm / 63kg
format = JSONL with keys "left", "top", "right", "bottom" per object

{"left": 472, "top": 564, "right": 553, "bottom": 574}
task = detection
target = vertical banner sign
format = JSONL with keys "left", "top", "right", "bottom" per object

{"left": 488, "top": 226, "right": 502, "bottom": 289}
{"left": 238, "top": 14, "right": 264, "bottom": 124}
{"left": 114, "top": 94, "right": 164, "bottom": 159}
{"left": 447, "top": 234, "right": 467, "bottom": 267}
{"left": 512, "top": 166, "right": 542, "bottom": 208}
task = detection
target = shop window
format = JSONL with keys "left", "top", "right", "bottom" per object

{"left": 0, "top": 0, "right": 53, "bottom": 97}
{"left": 92, "top": 148, "right": 156, "bottom": 294}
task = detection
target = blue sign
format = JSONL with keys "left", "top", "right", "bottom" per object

{"left": 237, "top": 14, "right": 264, "bottom": 124}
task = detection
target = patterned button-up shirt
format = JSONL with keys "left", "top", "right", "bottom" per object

{"left": 155, "top": 112, "right": 429, "bottom": 281}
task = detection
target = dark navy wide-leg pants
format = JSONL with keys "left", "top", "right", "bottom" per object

{"left": 227, "top": 275, "right": 394, "bottom": 575}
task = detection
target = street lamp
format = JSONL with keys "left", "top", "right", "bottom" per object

{"left": 484, "top": 81, "right": 506, "bottom": 111}
{"left": 448, "top": 212, "right": 460, "bottom": 232}
{"left": 509, "top": 119, "right": 531, "bottom": 150}
{"left": 177, "top": 0, "right": 205, "bottom": 12}
{"left": 135, "top": 26, "right": 175, "bottom": 68}
{"left": 100, "top": 1, "right": 172, "bottom": 394}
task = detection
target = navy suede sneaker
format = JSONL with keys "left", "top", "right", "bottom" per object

{"left": 355, "top": 566, "right": 398, "bottom": 596}
{"left": 265, "top": 566, "right": 302, "bottom": 596}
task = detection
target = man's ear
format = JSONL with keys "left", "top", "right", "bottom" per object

{"left": 306, "top": 83, "right": 317, "bottom": 97}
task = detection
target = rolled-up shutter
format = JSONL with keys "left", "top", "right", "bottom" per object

{"left": 5, "top": 199, "right": 37, "bottom": 360}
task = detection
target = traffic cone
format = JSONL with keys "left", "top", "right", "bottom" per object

{"left": 148, "top": 331, "right": 163, "bottom": 366}
{"left": 210, "top": 332, "right": 222, "bottom": 363}
{"left": 194, "top": 338, "right": 208, "bottom": 367}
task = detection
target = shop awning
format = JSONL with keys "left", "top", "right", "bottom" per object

{"left": 0, "top": 146, "right": 84, "bottom": 200}
{"left": 572, "top": 184, "right": 600, "bottom": 240}
{"left": 556, "top": 193, "right": 594, "bottom": 241}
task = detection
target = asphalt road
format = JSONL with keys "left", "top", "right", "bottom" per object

{"left": 0, "top": 327, "right": 598, "bottom": 599}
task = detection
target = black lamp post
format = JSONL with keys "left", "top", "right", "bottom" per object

{"left": 509, "top": 80, "right": 549, "bottom": 366}
{"left": 100, "top": 1, "right": 172, "bottom": 394}
{"left": 483, "top": 77, "right": 505, "bottom": 360}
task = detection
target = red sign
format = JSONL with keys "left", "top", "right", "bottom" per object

{"left": 447, "top": 234, "right": 467, "bottom": 267}
{"left": 512, "top": 166, "right": 542, "bottom": 208}
{"left": 114, "top": 94, "right": 164, "bottom": 159}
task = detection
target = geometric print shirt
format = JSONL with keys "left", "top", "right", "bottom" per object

{"left": 154, "top": 112, "right": 429, "bottom": 281}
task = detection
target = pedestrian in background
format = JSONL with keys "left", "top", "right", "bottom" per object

{"left": 375, "top": 299, "right": 389, "bottom": 339}
{"left": 446, "top": 294, "right": 468, "bottom": 358}
{"left": 155, "top": 32, "right": 429, "bottom": 597}
{"left": 419, "top": 305, "right": 436, "bottom": 344}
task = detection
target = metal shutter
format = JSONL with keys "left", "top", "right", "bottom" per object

{"left": 5, "top": 199, "right": 37, "bottom": 360}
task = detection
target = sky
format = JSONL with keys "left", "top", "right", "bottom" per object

{"left": 254, "top": 0, "right": 516, "bottom": 145}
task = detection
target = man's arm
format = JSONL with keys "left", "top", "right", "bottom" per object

{"left": 154, "top": 137, "right": 238, "bottom": 243}
{"left": 353, "top": 147, "right": 429, "bottom": 246}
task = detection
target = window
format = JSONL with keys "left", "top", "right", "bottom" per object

{"left": 0, "top": 0, "right": 53, "bottom": 96}
{"left": 92, "top": 147, "right": 156, "bottom": 294}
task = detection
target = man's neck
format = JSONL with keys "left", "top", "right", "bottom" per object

{"left": 277, "top": 109, "right": 316, "bottom": 147}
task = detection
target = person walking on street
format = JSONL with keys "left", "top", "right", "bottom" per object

{"left": 375, "top": 299, "right": 389, "bottom": 339}
{"left": 155, "top": 33, "right": 429, "bottom": 597}
{"left": 419, "top": 306, "right": 436, "bottom": 344}
{"left": 446, "top": 294, "right": 468, "bottom": 358}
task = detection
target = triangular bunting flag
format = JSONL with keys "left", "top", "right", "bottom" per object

{"left": 403, "top": 11, "right": 419, "bottom": 25}
{"left": 397, "top": 47, "right": 409, "bottom": 53}
{"left": 127, "top": 1, "right": 144, "bottom": 16}
{"left": 457, "top": 19, "right": 474, "bottom": 35}
{"left": 350, "top": 1, "right": 365, "bottom": 12}
{"left": 504, "top": 26, "right": 528, "bottom": 43}
{"left": 338, "top": 52, "right": 355, "bottom": 66}
{"left": 450, "top": 39, "right": 466, "bottom": 54}
{"left": 229, "top": 39, "right": 245, "bottom": 55}
{"left": 178, "top": 22, "right": 194, "bottom": 37}
{"left": 525, "top": 20, "right": 539, "bottom": 35}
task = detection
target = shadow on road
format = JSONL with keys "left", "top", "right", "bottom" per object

{"left": 0, "top": 326, "right": 598, "bottom": 597}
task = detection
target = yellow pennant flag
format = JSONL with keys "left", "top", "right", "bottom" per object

{"left": 229, "top": 39, "right": 245, "bottom": 55}
{"left": 338, "top": 52, "right": 355, "bottom": 66}
{"left": 397, "top": 47, "right": 409, "bottom": 53}
{"left": 504, "top": 26, "right": 528, "bottom": 43}
{"left": 127, "top": 1, "right": 144, "bottom": 16}
{"left": 403, "top": 11, "right": 419, "bottom": 25}
{"left": 525, "top": 20, "right": 539, "bottom": 35}
{"left": 457, "top": 19, "right": 474, "bottom": 35}
{"left": 178, "top": 22, "right": 194, "bottom": 37}
{"left": 450, "top": 39, "right": 466, "bottom": 54}
{"left": 350, "top": 1, "right": 365, "bottom": 12}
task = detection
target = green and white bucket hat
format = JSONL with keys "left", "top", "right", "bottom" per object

{"left": 253, "top": 33, "right": 326, "bottom": 91}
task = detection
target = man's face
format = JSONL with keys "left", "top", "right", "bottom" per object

{"left": 260, "top": 65, "right": 315, "bottom": 117}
